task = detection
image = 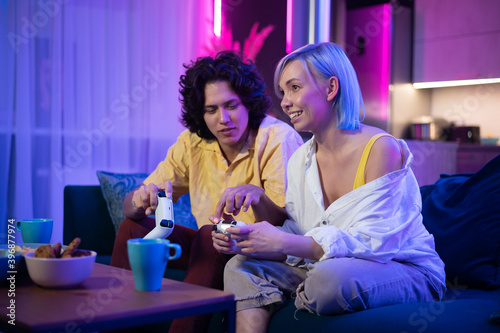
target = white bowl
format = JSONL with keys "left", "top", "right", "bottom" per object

{"left": 24, "top": 251, "right": 96, "bottom": 288}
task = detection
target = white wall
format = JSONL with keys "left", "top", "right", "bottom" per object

{"left": 429, "top": 83, "right": 500, "bottom": 139}
{"left": 390, "top": 83, "right": 431, "bottom": 139}
{"left": 389, "top": 82, "right": 500, "bottom": 142}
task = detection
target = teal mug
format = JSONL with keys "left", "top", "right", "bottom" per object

{"left": 16, "top": 219, "right": 53, "bottom": 244}
{"left": 127, "top": 238, "right": 182, "bottom": 291}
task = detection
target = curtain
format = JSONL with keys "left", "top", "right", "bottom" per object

{"left": 1, "top": 0, "right": 213, "bottom": 243}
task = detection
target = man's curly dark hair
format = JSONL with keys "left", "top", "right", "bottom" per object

{"left": 179, "top": 51, "right": 271, "bottom": 140}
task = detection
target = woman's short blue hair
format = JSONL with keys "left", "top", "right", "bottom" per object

{"left": 274, "top": 42, "right": 365, "bottom": 130}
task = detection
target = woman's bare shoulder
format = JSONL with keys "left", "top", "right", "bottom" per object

{"left": 359, "top": 125, "right": 402, "bottom": 181}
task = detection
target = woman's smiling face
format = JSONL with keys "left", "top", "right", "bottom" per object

{"left": 203, "top": 80, "right": 250, "bottom": 162}
{"left": 278, "top": 60, "right": 337, "bottom": 133}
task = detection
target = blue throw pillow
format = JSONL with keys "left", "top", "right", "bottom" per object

{"left": 97, "top": 171, "right": 149, "bottom": 233}
{"left": 172, "top": 193, "right": 198, "bottom": 230}
{"left": 420, "top": 155, "right": 500, "bottom": 289}
{"left": 96, "top": 171, "right": 198, "bottom": 233}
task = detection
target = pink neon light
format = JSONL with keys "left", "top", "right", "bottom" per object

{"left": 380, "top": 4, "right": 390, "bottom": 121}
{"left": 286, "top": 0, "right": 293, "bottom": 53}
{"left": 214, "top": 0, "right": 221, "bottom": 38}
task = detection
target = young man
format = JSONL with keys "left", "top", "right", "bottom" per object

{"left": 110, "top": 51, "right": 303, "bottom": 333}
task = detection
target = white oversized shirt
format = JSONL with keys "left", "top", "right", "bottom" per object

{"left": 280, "top": 137, "right": 446, "bottom": 285}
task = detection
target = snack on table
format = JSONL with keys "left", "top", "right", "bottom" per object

{"left": 53, "top": 242, "right": 62, "bottom": 256}
{"left": 72, "top": 250, "right": 92, "bottom": 257}
{"left": 33, "top": 237, "right": 90, "bottom": 259}
{"left": 14, "top": 245, "right": 36, "bottom": 255}
{"left": 61, "top": 237, "right": 81, "bottom": 258}
{"left": 34, "top": 244, "right": 58, "bottom": 258}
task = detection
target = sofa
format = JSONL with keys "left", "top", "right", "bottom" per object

{"left": 63, "top": 159, "right": 500, "bottom": 332}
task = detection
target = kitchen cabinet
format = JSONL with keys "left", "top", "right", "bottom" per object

{"left": 406, "top": 140, "right": 500, "bottom": 185}
{"left": 413, "top": 0, "right": 500, "bottom": 83}
{"left": 456, "top": 144, "right": 500, "bottom": 173}
{"left": 406, "top": 140, "right": 457, "bottom": 186}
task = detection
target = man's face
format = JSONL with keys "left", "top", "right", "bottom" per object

{"left": 203, "top": 81, "right": 250, "bottom": 162}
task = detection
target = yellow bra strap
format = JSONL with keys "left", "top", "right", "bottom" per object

{"left": 353, "top": 133, "right": 400, "bottom": 190}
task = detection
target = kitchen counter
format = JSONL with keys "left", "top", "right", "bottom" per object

{"left": 405, "top": 140, "right": 500, "bottom": 186}
{"left": 456, "top": 143, "right": 500, "bottom": 173}
{"left": 406, "top": 140, "right": 458, "bottom": 186}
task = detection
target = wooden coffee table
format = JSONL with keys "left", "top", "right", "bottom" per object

{"left": 0, "top": 263, "right": 235, "bottom": 332}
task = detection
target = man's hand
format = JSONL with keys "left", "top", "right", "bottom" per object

{"left": 132, "top": 181, "right": 172, "bottom": 215}
{"left": 213, "top": 184, "right": 264, "bottom": 219}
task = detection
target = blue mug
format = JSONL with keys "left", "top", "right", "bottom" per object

{"left": 127, "top": 238, "right": 182, "bottom": 291}
{"left": 16, "top": 219, "right": 53, "bottom": 244}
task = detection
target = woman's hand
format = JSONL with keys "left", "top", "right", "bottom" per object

{"left": 212, "top": 221, "right": 288, "bottom": 260}
{"left": 131, "top": 181, "right": 172, "bottom": 215}
{"left": 230, "top": 222, "right": 286, "bottom": 258}
{"left": 210, "top": 213, "right": 239, "bottom": 254}
{"left": 212, "top": 229, "right": 238, "bottom": 254}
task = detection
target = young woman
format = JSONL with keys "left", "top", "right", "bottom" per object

{"left": 110, "top": 51, "right": 303, "bottom": 333}
{"left": 212, "top": 42, "right": 446, "bottom": 333}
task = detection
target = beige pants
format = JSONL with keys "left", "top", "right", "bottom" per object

{"left": 224, "top": 255, "right": 445, "bottom": 315}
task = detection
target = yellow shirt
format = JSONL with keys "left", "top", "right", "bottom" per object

{"left": 144, "top": 116, "right": 303, "bottom": 228}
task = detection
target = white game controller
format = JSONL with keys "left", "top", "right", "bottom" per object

{"left": 213, "top": 220, "right": 247, "bottom": 236}
{"left": 143, "top": 190, "right": 174, "bottom": 239}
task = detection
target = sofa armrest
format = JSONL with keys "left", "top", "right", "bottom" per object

{"left": 63, "top": 185, "right": 116, "bottom": 256}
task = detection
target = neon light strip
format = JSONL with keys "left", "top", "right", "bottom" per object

{"left": 379, "top": 5, "right": 391, "bottom": 121}
{"left": 308, "top": 0, "right": 315, "bottom": 44}
{"left": 286, "top": 0, "right": 293, "bottom": 53}
{"left": 214, "top": 0, "right": 221, "bottom": 38}
{"left": 413, "top": 78, "right": 500, "bottom": 89}
{"left": 317, "top": 0, "right": 330, "bottom": 42}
